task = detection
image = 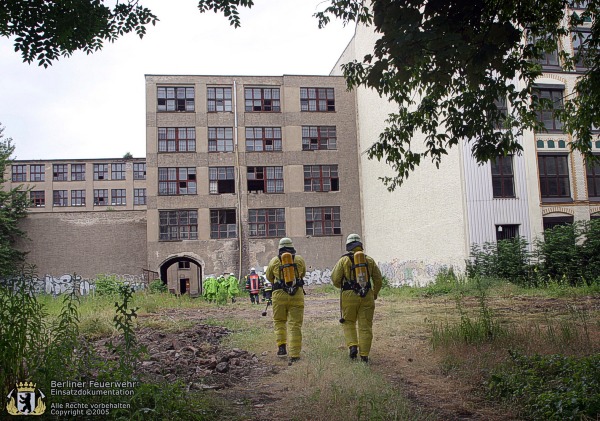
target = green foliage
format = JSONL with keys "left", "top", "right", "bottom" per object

{"left": 149, "top": 279, "right": 167, "bottom": 294}
{"left": 94, "top": 274, "right": 125, "bottom": 296}
{"left": 468, "top": 221, "right": 600, "bottom": 287}
{"left": 2, "top": 0, "right": 158, "bottom": 67}
{"left": 0, "top": 125, "right": 29, "bottom": 278}
{"left": 123, "top": 152, "right": 133, "bottom": 159}
{"left": 467, "top": 237, "right": 531, "bottom": 284}
{"left": 105, "top": 284, "right": 145, "bottom": 379}
{"left": 430, "top": 289, "right": 508, "bottom": 348}
{"left": 488, "top": 351, "right": 600, "bottom": 420}
{"left": 315, "top": 0, "right": 600, "bottom": 189}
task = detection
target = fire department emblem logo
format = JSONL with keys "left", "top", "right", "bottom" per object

{"left": 6, "top": 382, "right": 46, "bottom": 416}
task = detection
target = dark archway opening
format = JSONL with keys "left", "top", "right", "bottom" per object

{"left": 159, "top": 256, "right": 203, "bottom": 296}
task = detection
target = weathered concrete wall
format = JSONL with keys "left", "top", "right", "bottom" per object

{"left": 15, "top": 211, "right": 147, "bottom": 279}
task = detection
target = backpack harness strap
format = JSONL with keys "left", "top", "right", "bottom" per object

{"left": 273, "top": 255, "right": 305, "bottom": 295}
{"left": 341, "top": 252, "right": 371, "bottom": 297}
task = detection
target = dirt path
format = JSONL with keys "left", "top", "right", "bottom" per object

{"left": 122, "top": 292, "right": 600, "bottom": 420}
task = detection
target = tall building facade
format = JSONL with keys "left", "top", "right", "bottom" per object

{"left": 145, "top": 75, "right": 361, "bottom": 293}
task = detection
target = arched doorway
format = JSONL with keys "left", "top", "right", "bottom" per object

{"left": 159, "top": 255, "right": 203, "bottom": 297}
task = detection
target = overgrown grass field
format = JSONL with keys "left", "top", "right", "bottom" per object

{"left": 2, "top": 272, "right": 599, "bottom": 420}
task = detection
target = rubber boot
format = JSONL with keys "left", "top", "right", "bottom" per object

{"left": 349, "top": 345, "right": 358, "bottom": 360}
{"left": 288, "top": 357, "right": 300, "bottom": 366}
{"left": 277, "top": 344, "right": 287, "bottom": 358}
{"left": 360, "top": 356, "right": 369, "bottom": 363}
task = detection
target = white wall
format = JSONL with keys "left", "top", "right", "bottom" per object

{"left": 332, "top": 24, "right": 469, "bottom": 285}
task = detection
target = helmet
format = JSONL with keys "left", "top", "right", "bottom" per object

{"left": 250, "top": 267, "right": 255, "bottom": 271}
{"left": 346, "top": 233, "right": 362, "bottom": 245}
{"left": 230, "top": 273, "right": 234, "bottom": 276}
{"left": 279, "top": 237, "right": 294, "bottom": 248}
{"left": 345, "top": 233, "right": 363, "bottom": 252}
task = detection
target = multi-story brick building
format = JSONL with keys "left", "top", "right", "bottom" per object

{"left": 5, "top": 158, "right": 148, "bottom": 279}
{"left": 144, "top": 75, "right": 361, "bottom": 294}
{"left": 5, "top": 75, "right": 361, "bottom": 295}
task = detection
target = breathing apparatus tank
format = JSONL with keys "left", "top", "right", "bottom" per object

{"left": 280, "top": 252, "right": 296, "bottom": 286}
{"left": 353, "top": 251, "right": 369, "bottom": 290}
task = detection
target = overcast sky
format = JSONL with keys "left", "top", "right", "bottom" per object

{"left": 0, "top": 0, "right": 356, "bottom": 161}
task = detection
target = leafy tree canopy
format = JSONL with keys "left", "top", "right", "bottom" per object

{"left": 1, "top": 0, "right": 158, "bottom": 67}
{"left": 4, "top": 1, "right": 599, "bottom": 189}
{"left": 0, "top": 125, "right": 29, "bottom": 278}
{"left": 200, "top": 0, "right": 600, "bottom": 190}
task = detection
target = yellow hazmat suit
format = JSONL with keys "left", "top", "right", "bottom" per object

{"left": 331, "top": 234, "right": 382, "bottom": 360}
{"left": 266, "top": 238, "right": 307, "bottom": 360}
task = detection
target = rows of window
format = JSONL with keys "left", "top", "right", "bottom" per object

{"left": 530, "top": 26, "right": 594, "bottom": 72}
{"left": 157, "top": 125, "right": 337, "bottom": 153}
{"left": 490, "top": 153, "right": 600, "bottom": 201}
{"left": 28, "top": 189, "right": 147, "bottom": 207}
{"left": 158, "top": 206, "right": 341, "bottom": 241}
{"left": 158, "top": 86, "right": 337, "bottom": 113}
{"left": 12, "top": 163, "right": 146, "bottom": 182}
{"left": 157, "top": 165, "right": 339, "bottom": 196}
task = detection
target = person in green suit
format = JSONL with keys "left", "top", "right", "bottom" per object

{"left": 331, "top": 233, "right": 383, "bottom": 363}
{"left": 266, "top": 238, "right": 307, "bottom": 365}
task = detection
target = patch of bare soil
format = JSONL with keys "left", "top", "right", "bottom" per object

{"left": 92, "top": 294, "right": 599, "bottom": 420}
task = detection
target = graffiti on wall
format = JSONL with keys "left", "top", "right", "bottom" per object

{"left": 0, "top": 273, "right": 146, "bottom": 296}
{"left": 303, "top": 268, "right": 333, "bottom": 285}
{"left": 378, "top": 259, "right": 450, "bottom": 287}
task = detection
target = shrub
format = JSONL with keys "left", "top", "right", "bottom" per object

{"left": 488, "top": 351, "right": 600, "bottom": 420}
{"left": 94, "top": 274, "right": 124, "bottom": 296}
{"left": 149, "top": 279, "right": 167, "bottom": 294}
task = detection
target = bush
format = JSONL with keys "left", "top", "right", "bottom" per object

{"left": 94, "top": 274, "right": 124, "bottom": 296}
{"left": 149, "top": 279, "right": 167, "bottom": 294}
{"left": 488, "top": 351, "right": 600, "bottom": 420}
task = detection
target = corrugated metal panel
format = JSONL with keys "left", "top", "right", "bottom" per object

{"left": 462, "top": 140, "right": 532, "bottom": 249}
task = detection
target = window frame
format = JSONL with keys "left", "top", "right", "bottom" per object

{"left": 158, "top": 167, "right": 197, "bottom": 195}
{"left": 207, "top": 87, "right": 233, "bottom": 112}
{"left": 53, "top": 164, "right": 68, "bottom": 181}
{"left": 300, "top": 87, "right": 335, "bottom": 112}
{"left": 244, "top": 87, "right": 281, "bottom": 112}
{"left": 93, "top": 189, "right": 109, "bottom": 206}
{"left": 210, "top": 209, "right": 237, "bottom": 239}
{"left": 248, "top": 208, "right": 286, "bottom": 238}
{"left": 159, "top": 209, "right": 199, "bottom": 241}
{"left": 495, "top": 224, "right": 519, "bottom": 241}
{"left": 111, "top": 189, "right": 127, "bottom": 206}
{"left": 53, "top": 190, "right": 68, "bottom": 207}
{"left": 538, "top": 153, "right": 572, "bottom": 201}
{"left": 71, "top": 164, "right": 85, "bottom": 181}
{"left": 111, "top": 163, "right": 126, "bottom": 180}
{"left": 247, "top": 166, "right": 284, "bottom": 193}
{"left": 533, "top": 86, "right": 564, "bottom": 132}
{"left": 71, "top": 190, "right": 86, "bottom": 207}
{"left": 29, "top": 190, "right": 45, "bottom": 207}
{"left": 208, "top": 127, "right": 234, "bottom": 152}
{"left": 158, "top": 127, "right": 196, "bottom": 152}
{"left": 491, "top": 155, "right": 515, "bottom": 198}
{"left": 305, "top": 206, "right": 341, "bottom": 236}
{"left": 133, "top": 163, "right": 146, "bottom": 180}
{"left": 93, "top": 164, "right": 108, "bottom": 181}
{"left": 12, "top": 165, "right": 26, "bottom": 182}
{"left": 30, "top": 164, "right": 45, "bottom": 182}
{"left": 586, "top": 154, "right": 600, "bottom": 200}
{"left": 302, "top": 126, "right": 337, "bottom": 150}
{"left": 209, "top": 167, "right": 235, "bottom": 194}
{"left": 303, "top": 165, "right": 339, "bottom": 192}
{"left": 157, "top": 86, "right": 195, "bottom": 112}
{"left": 245, "top": 127, "right": 282, "bottom": 152}
{"left": 134, "top": 188, "right": 147, "bottom": 205}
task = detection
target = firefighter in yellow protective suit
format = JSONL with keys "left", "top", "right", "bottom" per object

{"left": 265, "top": 237, "right": 307, "bottom": 365}
{"left": 331, "top": 233, "right": 383, "bottom": 363}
